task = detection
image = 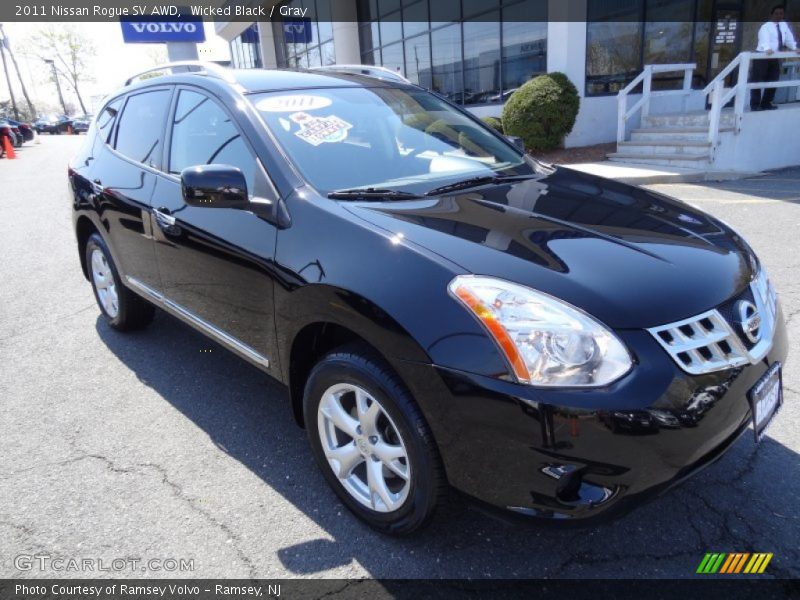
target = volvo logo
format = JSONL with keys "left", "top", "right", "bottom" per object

{"left": 736, "top": 300, "right": 762, "bottom": 344}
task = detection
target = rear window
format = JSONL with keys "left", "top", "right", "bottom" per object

{"left": 114, "top": 89, "right": 171, "bottom": 167}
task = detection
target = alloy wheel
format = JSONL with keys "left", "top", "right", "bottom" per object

{"left": 317, "top": 383, "right": 411, "bottom": 512}
{"left": 90, "top": 248, "right": 119, "bottom": 319}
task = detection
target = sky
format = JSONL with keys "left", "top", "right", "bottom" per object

{"left": 0, "top": 22, "right": 230, "bottom": 116}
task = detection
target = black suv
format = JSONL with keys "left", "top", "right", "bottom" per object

{"left": 70, "top": 63, "right": 787, "bottom": 534}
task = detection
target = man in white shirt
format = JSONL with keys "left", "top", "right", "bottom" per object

{"left": 751, "top": 4, "right": 800, "bottom": 110}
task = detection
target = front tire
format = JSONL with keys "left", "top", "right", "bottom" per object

{"left": 86, "top": 233, "right": 154, "bottom": 331}
{"left": 303, "top": 347, "right": 445, "bottom": 534}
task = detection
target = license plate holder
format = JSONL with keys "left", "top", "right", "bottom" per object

{"left": 748, "top": 362, "right": 783, "bottom": 443}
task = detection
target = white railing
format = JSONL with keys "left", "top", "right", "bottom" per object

{"left": 617, "top": 52, "right": 800, "bottom": 163}
{"left": 702, "top": 51, "right": 800, "bottom": 159}
{"left": 616, "top": 63, "right": 696, "bottom": 144}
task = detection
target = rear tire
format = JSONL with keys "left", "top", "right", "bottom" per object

{"left": 303, "top": 346, "right": 445, "bottom": 535}
{"left": 85, "top": 233, "right": 154, "bottom": 331}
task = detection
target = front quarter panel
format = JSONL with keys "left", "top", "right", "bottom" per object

{"left": 273, "top": 189, "right": 511, "bottom": 381}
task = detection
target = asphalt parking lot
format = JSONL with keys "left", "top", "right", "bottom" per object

{"left": 1, "top": 135, "right": 798, "bottom": 579}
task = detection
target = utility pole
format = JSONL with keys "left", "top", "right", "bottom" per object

{"left": 0, "top": 29, "right": 20, "bottom": 120}
{"left": 43, "top": 58, "right": 67, "bottom": 115}
{"left": 0, "top": 24, "right": 36, "bottom": 118}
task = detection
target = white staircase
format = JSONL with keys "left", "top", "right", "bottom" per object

{"left": 609, "top": 111, "right": 736, "bottom": 168}
{"left": 611, "top": 52, "right": 800, "bottom": 170}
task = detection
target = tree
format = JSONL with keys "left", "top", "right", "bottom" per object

{"left": 0, "top": 24, "right": 37, "bottom": 118}
{"left": 29, "top": 25, "right": 96, "bottom": 115}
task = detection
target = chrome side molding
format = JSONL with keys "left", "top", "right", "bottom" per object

{"left": 125, "top": 276, "right": 270, "bottom": 370}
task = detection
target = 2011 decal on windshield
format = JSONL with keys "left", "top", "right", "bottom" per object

{"left": 290, "top": 112, "right": 353, "bottom": 146}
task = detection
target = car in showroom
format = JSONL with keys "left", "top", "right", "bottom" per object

{"left": 68, "top": 63, "right": 787, "bottom": 534}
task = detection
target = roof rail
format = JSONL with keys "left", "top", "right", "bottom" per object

{"left": 124, "top": 61, "right": 236, "bottom": 86}
{"left": 309, "top": 64, "right": 411, "bottom": 84}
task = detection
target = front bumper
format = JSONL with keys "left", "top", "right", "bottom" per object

{"left": 395, "top": 303, "right": 788, "bottom": 523}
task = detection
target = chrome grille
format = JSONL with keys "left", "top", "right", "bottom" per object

{"left": 648, "top": 271, "right": 778, "bottom": 375}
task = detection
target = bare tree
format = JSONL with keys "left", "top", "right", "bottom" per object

{"left": 0, "top": 24, "right": 37, "bottom": 118}
{"left": 29, "top": 25, "right": 96, "bottom": 115}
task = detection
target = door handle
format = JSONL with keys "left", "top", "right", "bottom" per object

{"left": 153, "top": 207, "right": 176, "bottom": 229}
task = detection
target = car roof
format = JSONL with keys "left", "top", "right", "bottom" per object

{"left": 122, "top": 65, "right": 410, "bottom": 96}
{"left": 232, "top": 68, "right": 401, "bottom": 93}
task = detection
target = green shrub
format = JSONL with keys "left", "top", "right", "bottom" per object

{"left": 502, "top": 72, "right": 580, "bottom": 151}
{"left": 481, "top": 116, "right": 504, "bottom": 134}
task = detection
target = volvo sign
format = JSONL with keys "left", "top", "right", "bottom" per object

{"left": 121, "top": 18, "right": 206, "bottom": 43}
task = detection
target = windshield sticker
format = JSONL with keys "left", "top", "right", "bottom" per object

{"left": 256, "top": 94, "right": 332, "bottom": 113}
{"left": 290, "top": 112, "right": 353, "bottom": 146}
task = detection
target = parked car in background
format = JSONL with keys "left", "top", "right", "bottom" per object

{"left": 5, "top": 118, "right": 34, "bottom": 143}
{"left": 71, "top": 114, "right": 93, "bottom": 134}
{"left": 0, "top": 120, "right": 18, "bottom": 157}
{"left": 0, "top": 119, "right": 20, "bottom": 148}
{"left": 40, "top": 114, "right": 73, "bottom": 134}
{"left": 33, "top": 116, "right": 50, "bottom": 133}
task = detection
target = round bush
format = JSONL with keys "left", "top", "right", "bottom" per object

{"left": 502, "top": 72, "right": 580, "bottom": 151}
{"left": 481, "top": 116, "right": 504, "bottom": 134}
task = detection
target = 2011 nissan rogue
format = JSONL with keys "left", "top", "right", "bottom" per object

{"left": 69, "top": 63, "right": 787, "bottom": 534}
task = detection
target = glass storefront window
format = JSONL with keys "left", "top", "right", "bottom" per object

{"left": 380, "top": 13, "right": 404, "bottom": 45}
{"left": 431, "top": 23, "right": 463, "bottom": 102}
{"left": 382, "top": 42, "right": 405, "bottom": 77}
{"left": 502, "top": 1, "right": 547, "bottom": 96}
{"left": 586, "top": 0, "right": 645, "bottom": 96}
{"left": 463, "top": 17, "right": 500, "bottom": 105}
{"left": 405, "top": 33, "right": 431, "bottom": 87}
{"left": 359, "top": 0, "right": 546, "bottom": 106}
{"left": 277, "top": 0, "right": 335, "bottom": 69}
{"left": 402, "top": 0, "right": 429, "bottom": 38}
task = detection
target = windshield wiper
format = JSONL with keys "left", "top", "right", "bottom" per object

{"left": 424, "top": 174, "right": 540, "bottom": 197}
{"left": 328, "top": 187, "right": 421, "bottom": 200}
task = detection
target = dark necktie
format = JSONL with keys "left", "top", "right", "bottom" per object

{"left": 777, "top": 23, "right": 784, "bottom": 50}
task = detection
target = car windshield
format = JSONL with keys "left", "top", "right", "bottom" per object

{"left": 251, "top": 86, "right": 534, "bottom": 195}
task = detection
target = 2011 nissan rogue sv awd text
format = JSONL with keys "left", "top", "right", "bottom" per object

{"left": 69, "top": 63, "right": 787, "bottom": 534}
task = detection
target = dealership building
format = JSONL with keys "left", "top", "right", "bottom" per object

{"left": 216, "top": 0, "right": 800, "bottom": 149}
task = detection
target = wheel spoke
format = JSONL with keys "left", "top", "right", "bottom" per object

{"left": 321, "top": 392, "right": 359, "bottom": 438}
{"left": 366, "top": 457, "right": 397, "bottom": 511}
{"left": 91, "top": 251, "right": 104, "bottom": 275}
{"left": 357, "top": 390, "right": 381, "bottom": 435}
{"left": 373, "top": 441, "right": 408, "bottom": 480}
{"left": 325, "top": 441, "right": 363, "bottom": 479}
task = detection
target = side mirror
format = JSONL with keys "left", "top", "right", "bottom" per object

{"left": 180, "top": 165, "right": 249, "bottom": 210}
{"left": 506, "top": 135, "right": 526, "bottom": 152}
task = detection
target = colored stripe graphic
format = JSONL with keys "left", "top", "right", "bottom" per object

{"left": 744, "top": 553, "right": 774, "bottom": 574}
{"left": 697, "top": 553, "right": 772, "bottom": 574}
{"left": 697, "top": 553, "right": 726, "bottom": 573}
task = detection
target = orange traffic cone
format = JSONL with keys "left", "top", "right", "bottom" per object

{"left": 2, "top": 134, "right": 16, "bottom": 159}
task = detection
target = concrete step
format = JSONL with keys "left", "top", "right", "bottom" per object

{"left": 617, "top": 140, "right": 712, "bottom": 156}
{"left": 607, "top": 151, "right": 711, "bottom": 168}
{"left": 630, "top": 126, "right": 734, "bottom": 142}
{"left": 642, "top": 111, "right": 736, "bottom": 129}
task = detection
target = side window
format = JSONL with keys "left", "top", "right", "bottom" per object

{"left": 114, "top": 89, "right": 171, "bottom": 168}
{"left": 97, "top": 98, "right": 122, "bottom": 144}
{"left": 169, "top": 89, "right": 255, "bottom": 194}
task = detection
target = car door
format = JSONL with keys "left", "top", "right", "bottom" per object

{"left": 90, "top": 87, "right": 173, "bottom": 292}
{"left": 150, "top": 86, "right": 281, "bottom": 374}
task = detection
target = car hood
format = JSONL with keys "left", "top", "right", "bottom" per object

{"left": 343, "top": 167, "right": 757, "bottom": 329}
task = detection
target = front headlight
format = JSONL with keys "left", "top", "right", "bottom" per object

{"left": 448, "top": 275, "right": 632, "bottom": 387}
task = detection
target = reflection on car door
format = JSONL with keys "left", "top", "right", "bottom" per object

{"left": 150, "top": 87, "right": 281, "bottom": 373}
